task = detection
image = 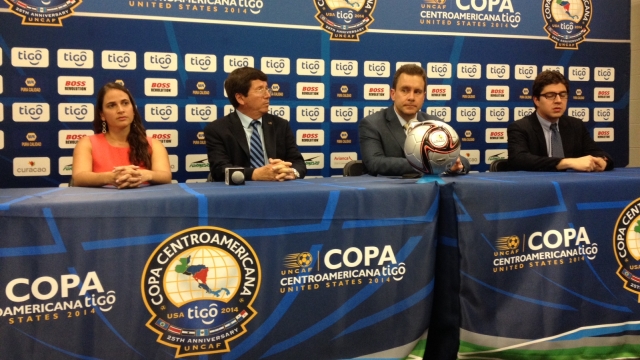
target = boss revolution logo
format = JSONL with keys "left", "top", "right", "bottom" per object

{"left": 314, "top": 0, "right": 377, "bottom": 41}
{"left": 542, "top": 0, "right": 592, "bottom": 49}
{"left": 142, "top": 227, "right": 260, "bottom": 358}
{"left": 5, "top": 0, "right": 82, "bottom": 26}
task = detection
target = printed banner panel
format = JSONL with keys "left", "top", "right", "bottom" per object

{"left": 453, "top": 168, "right": 640, "bottom": 359}
{"left": 0, "top": 177, "right": 438, "bottom": 359}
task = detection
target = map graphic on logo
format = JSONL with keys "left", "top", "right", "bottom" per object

{"left": 613, "top": 199, "right": 640, "bottom": 302}
{"left": 542, "top": 0, "right": 592, "bottom": 49}
{"left": 314, "top": 0, "right": 377, "bottom": 41}
{"left": 141, "top": 227, "right": 261, "bottom": 357}
{"left": 4, "top": 0, "right": 82, "bottom": 26}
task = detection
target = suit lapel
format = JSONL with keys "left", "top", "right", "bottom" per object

{"left": 262, "top": 114, "right": 277, "bottom": 159}
{"left": 385, "top": 107, "right": 406, "bottom": 150}
{"left": 229, "top": 111, "right": 250, "bottom": 158}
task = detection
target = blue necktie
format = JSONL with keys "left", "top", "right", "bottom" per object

{"left": 550, "top": 123, "right": 564, "bottom": 158}
{"left": 249, "top": 120, "right": 265, "bottom": 168}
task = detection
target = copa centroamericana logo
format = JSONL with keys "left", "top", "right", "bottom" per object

{"left": 314, "top": 0, "right": 377, "bottom": 41}
{"left": 141, "top": 226, "right": 261, "bottom": 358}
{"left": 4, "top": 0, "right": 82, "bottom": 26}
{"left": 542, "top": 0, "right": 592, "bottom": 49}
{"left": 613, "top": 199, "right": 640, "bottom": 302}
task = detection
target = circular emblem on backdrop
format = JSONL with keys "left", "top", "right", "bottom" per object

{"left": 542, "top": 0, "right": 592, "bottom": 49}
{"left": 5, "top": 0, "right": 83, "bottom": 26}
{"left": 613, "top": 199, "right": 640, "bottom": 300}
{"left": 314, "top": 0, "right": 377, "bottom": 41}
{"left": 141, "top": 227, "right": 261, "bottom": 358}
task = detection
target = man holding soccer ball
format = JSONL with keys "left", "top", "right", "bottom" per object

{"left": 359, "top": 64, "right": 469, "bottom": 176}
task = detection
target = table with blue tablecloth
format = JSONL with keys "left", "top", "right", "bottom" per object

{"left": 0, "top": 177, "right": 439, "bottom": 360}
{"left": 445, "top": 168, "right": 640, "bottom": 360}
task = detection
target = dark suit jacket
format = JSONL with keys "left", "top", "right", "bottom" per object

{"left": 204, "top": 111, "right": 306, "bottom": 181}
{"left": 359, "top": 106, "right": 468, "bottom": 176}
{"left": 507, "top": 113, "right": 613, "bottom": 171}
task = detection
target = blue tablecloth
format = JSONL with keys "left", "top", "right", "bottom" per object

{"left": 0, "top": 177, "right": 439, "bottom": 359}
{"left": 450, "top": 168, "right": 640, "bottom": 359}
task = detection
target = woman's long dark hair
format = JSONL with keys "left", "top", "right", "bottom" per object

{"left": 93, "top": 82, "right": 151, "bottom": 169}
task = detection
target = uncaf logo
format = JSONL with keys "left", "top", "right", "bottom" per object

{"left": 542, "top": 0, "right": 592, "bottom": 49}
{"left": 142, "top": 226, "right": 261, "bottom": 357}
{"left": 5, "top": 0, "right": 82, "bottom": 26}
{"left": 613, "top": 199, "right": 640, "bottom": 300}
{"left": 314, "top": 0, "right": 377, "bottom": 41}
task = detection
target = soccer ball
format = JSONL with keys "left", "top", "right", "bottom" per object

{"left": 404, "top": 120, "right": 461, "bottom": 175}
{"left": 297, "top": 252, "right": 313, "bottom": 267}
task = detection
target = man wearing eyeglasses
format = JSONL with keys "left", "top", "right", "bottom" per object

{"left": 204, "top": 67, "right": 306, "bottom": 181}
{"left": 507, "top": 70, "right": 613, "bottom": 171}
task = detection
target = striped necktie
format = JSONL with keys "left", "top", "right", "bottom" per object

{"left": 550, "top": 123, "right": 564, "bottom": 158}
{"left": 249, "top": 120, "right": 265, "bottom": 168}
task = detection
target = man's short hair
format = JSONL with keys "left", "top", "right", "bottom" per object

{"left": 532, "top": 70, "right": 570, "bottom": 99}
{"left": 224, "top": 67, "right": 268, "bottom": 108}
{"left": 392, "top": 64, "right": 427, "bottom": 91}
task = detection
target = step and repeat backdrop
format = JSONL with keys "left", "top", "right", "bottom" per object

{"left": 0, "top": 0, "right": 631, "bottom": 188}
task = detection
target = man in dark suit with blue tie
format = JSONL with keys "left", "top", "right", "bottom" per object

{"left": 204, "top": 67, "right": 306, "bottom": 181}
{"left": 359, "top": 64, "right": 468, "bottom": 176}
{"left": 508, "top": 70, "right": 613, "bottom": 171}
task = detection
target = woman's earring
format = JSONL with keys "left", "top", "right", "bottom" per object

{"left": 102, "top": 121, "right": 107, "bottom": 134}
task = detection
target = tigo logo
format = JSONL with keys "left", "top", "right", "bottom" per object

{"left": 486, "top": 64, "right": 510, "bottom": 80}
{"left": 185, "top": 54, "right": 216, "bottom": 72}
{"left": 268, "top": 106, "right": 290, "bottom": 120}
{"left": 364, "top": 61, "right": 390, "bottom": 78}
{"left": 145, "top": 104, "right": 178, "bottom": 122}
{"left": 457, "top": 63, "right": 481, "bottom": 79}
{"left": 296, "top": 106, "right": 325, "bottom": 123}
{"left": 144, "top": 52, "right": 178, "bottom": 71}
{"left": 426, "top": 107, "right": 452, "bottom": 122}
{"left": 186, "top": 105, "right": 216, "bottom": 122}
{"left": 514, "top": 65, "right": 537, "bottom": 80}
{"left": 363, "top": 106, "right": 386, "bottom": 117}
{"left": 456, "top": 107, "right": 481, "bottom": 122}
{"left": 297, "top": 58, "right": 325, "bottom": 76}
{"left": 224, "top": 55, "right": 254, "bottom": 73}
{"left": 261, "top": 57, "right": 290, "bottom": 75}
{"left": 593, "top": 108, "right": 614, "bottom": 122}
{"left": 58, "top": 103, "right": 94, "bottom": 122}
{"left": 58, "top": 49, "right": 93, "bottom": 69}
{"left": 514, "top": 107, "right": 535, "bottom": 119}
{"left": 568, "top": 107, "right": 589, "bottom": 122}
{"left": 427, "top": 62, "right": 452, "bottom": 79}
{"left": 331, "top": 106, "right": 357, "bottom": 123}
{"left": 542, "top": 65, "right": 564, "bottom": 75}
{"left": 331, "top": 60, "right": 358, "bottom": 77}
{"left": 485, "top": 107, "right": 509, "bottom": 122}
{"left": 12, "top": 47, "right": 49, "bottom": 68}
{"left": 102, "top": 50, "right": 136, "bottom": 70}
{"left": 594, "top": 67, "right": 615, "bottom": 82}
{"left": 568, "top": 66, "right": 590, "bottom": 81}
{"left": 13, "top": 103, "right": 50, "bottom": 122}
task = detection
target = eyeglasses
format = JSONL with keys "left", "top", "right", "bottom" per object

{"left": 539, "top": 92, "right": 568, "bottom": 100}
{"left": 253, "top": 86, "right": 273, "bottom": 96}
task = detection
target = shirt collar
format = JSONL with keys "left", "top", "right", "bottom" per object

{"left": 236, "top": 109, "right": 262, "bottom": 129}
{"left": 394, "top": 108, "right": 418, "bottom": 128}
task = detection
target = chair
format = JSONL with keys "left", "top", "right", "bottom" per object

{"left": 343, "top": 160, "right": 366, "bottom": 176}
{"left": 489, "top": 159, "right": 509, "bottom": 172}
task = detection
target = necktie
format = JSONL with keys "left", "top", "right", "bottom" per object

{"left": 550, "top": 123, "right": 564, "bottom": 158}
{"left": 249, "top": 120, "right": 265, "bottom": 168}
{"left": 403, "top": 121, "right": 413, "bottom": 133}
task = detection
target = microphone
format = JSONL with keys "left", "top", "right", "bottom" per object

{"left": 225, "top": 167, "right": 245, "bottom": 185}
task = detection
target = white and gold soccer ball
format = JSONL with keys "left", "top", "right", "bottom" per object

{"left": 404, "top": 120, "right": 461, "bottom": 175}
